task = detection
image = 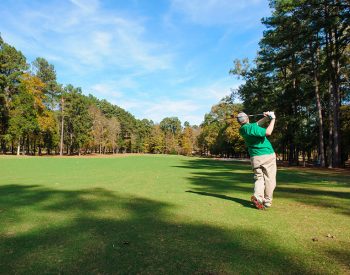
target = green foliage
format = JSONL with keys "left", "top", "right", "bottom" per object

{"left": 8, "top": 87, "right": 39, "bottom": 140}
{"left": 0, "top": 35, "right": 28, "bottom": 142}
{"left": 63, "top": 85, "right": 92, "bottom": 154}
{"left": 134, "top": 119, "right": 153, "bottom": 153}
{"left": 147, "top": 124, "right": 165, "bottom": 153}
{"left": 181, "top": 125, "right": 194, "bottom": 155}
{"left": 198, "top": 98, "right": 244, "bottom": 156}
{"left": 229, "top": 58, "right": 250, "bottom": 79}
{"left": 160, "top": 117, "right": 182, "bottom": 154}
{"left": 230, "top": 0, "right": 350, "bottom": 166}
{"left": 32, "top": 57, "right": 59, "bottom": 109}
{"left": 160, "top": 117, "right": 182, "bottom": 136}
{"left": 0, "top": 35, "right": 201, "bottom": 156}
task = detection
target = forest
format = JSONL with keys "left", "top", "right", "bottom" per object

{"left": 0, "top": 0, "right": 349, "bottom": 167}
{"left": 230, "top": 0, "right": 350, "bottom": 168}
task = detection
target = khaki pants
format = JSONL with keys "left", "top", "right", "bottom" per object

{"left": 250, "top": 153, "right": 277, "bottom": 204}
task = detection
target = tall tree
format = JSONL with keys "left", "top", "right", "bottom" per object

{"left": 32, "top": 57, "right": 59, "bottom": 109}
{"left": 198, "top": 99, "right": 244, "bottom": 157}
{"left": 32, "top": 58, "right": 61, "bottom": 154}
{"left": 8, "top": 73, "right": 45, "bottom": 155}
{"left": 181, "top": 124, "right": 194, "bottom": 156}
{"left": 0, "top": 35, "right": 28, "bottom": 152}
{"left": 148, "top": 124, "right": 165, "bottom": 153}
{"left": 106, "top": 117, "right": 121, "bottom": 153}
{"left": 230, "top": 0, "right": 350, "bottom": 167}
{"left": 63, "top": 85, "right": 92, "bottom": 155}
{"left": 160, "top": 117, "right": 182, "bottom": 154}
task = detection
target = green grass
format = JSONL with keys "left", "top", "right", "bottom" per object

{"left": 0, "top": 155, "right": 349, "bottom": 274}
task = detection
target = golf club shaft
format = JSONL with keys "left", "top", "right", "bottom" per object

{"left": 229, "top": 113, "right": 266, "bottom": 119}
{"left": 247, "top": 113, "right": 264, "bottom": 117}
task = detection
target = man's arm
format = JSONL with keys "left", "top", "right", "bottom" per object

{"left": 257, "top": 112, "right": 270, "bottom": 126}
{"left": 265, "top": 112, "right": 276, "bottom": 136}
{"left": 257, "top": 116, "right": 268, "bottom": 126}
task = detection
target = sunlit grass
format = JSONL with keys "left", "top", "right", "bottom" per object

{"left": 1, "top": 155, "right": 349, "bottom": 274}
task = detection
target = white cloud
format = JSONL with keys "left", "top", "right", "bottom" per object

{"left": 111, "top": 99, "right": 144, "bottom": 110}
{"left": 88, "top": 76, "right": 140, "bottom": 98}
{"left": 70, "top": 0, "right": 100, "bottom": 13}
{"left": 90, "top": 77, "right": 242, "bottom": 125}
{"left": 181, "top": 77, "right": 243, "bottom": 101}
{"left": 143, "top": 99, "right": 201, "bottom": 124}
{"left": 109, "top": 76, "right": 243, "bottom": 124}
{"left": 180, "top": 114, "right": 205, "bottom": 125}
{"left": 91, "top": 83, "right": 123, "bottom": 98}
{"left": 93, "top": 32, "right": 113, "bottom": 53}
{"left": 1, "top": 0, "right": 255, "bottom": 126}
{"left": 169, "top": 75, "right": 196, "bottom": 85}
{"left": 1, "top": 1, "right": 173, "bottom": 75}
{"left": 145, "top": 99, "right": 199, "bottom": 115}
{"left": 109, "top": 97, "right": 203, "bottom": 124}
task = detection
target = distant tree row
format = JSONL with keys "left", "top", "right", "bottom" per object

{"left": 0, "top": 35, "right": 201, "bottom": 156}
{"left": 229, "top": 0, "right": 349, "bottom": 168}
{"left": 2, "top": 0, "right": 349, "bottom": 166}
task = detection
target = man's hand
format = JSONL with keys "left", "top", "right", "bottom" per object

{"left": 264, "top": 111, "right": 276, "bottom": 119}
{"left": 263, "top": 111, "right": 276, "bottom": 119}
{"left": 267, "top": 111, "right": 276, "bottom": 119}
{"left": 265, "top": 111, "right": 276, "bottom": 136}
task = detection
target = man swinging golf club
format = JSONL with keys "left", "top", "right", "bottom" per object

{"left": 236, "top": 111, "right": 277, "bottom": 209}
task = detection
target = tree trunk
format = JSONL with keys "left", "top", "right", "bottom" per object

{"left": 328, "top": 81, "right": 333, "bottom": 168}
{"left": 33, "top": 138, "right": 36, "bottom": 156}
{"left": 17, "top": 138, "right": 20, "bottom": 156}
{"left": 296, "top": 147, "right": 300, "bottom": 166}
{"left": 22, "top": 136, "right": 26, "bottom": 155}
{"left": 25, "top": 136, "right": 29, "bottom": 155}
{"left": 60, "top": 97, "right": 64, "bottom": 156}
{"left": 325, "top": 4, "right": 341, "bottom": 167}
{"left": 331, "top": 55, "right": 341, "bottom": 167}
{"left": 69, "top": 133, "right": 73, "bottom": 155}
{"left": 312, "top": 41, "right": 325, "bottom": 167}
{"left": 288, "top": 143, "right": 294, "bottom": 165}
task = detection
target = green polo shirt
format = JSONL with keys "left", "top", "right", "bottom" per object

{"left": 239, "top": 122, "right": 274, "bottom": 157}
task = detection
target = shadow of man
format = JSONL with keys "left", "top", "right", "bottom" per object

{"left": 186, "top": 190, "right": 253, "bottom": 208}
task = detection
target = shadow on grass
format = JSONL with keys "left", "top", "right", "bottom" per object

{"left": 174, "top": 159, "right": 253, "bottom": 194}
{"left": 176, "top": 158, "right": 350, "bottom": 214}
{"left": 186, "top": 190, "right": 253, "bottom": 208}
{"left": 0, "top": 184, "right": 327, "bottom": 274}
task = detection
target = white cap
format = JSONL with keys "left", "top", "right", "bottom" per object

{"left": 237, "top": 112, "right": 248, "bottom": 124}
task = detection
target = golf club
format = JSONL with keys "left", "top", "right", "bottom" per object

{"left": 230, "top": 113, "right": 264, "bottom": 118}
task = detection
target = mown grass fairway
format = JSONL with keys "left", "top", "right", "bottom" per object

{"left": 1, "top": 155, "right": 349, "bottom": 274}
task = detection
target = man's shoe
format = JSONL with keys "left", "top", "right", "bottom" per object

{"left": 251, "top": 195, "right": 264, "bottom": 210}
{"left": 264, "top": 202, "right": 272, "bottom": 208}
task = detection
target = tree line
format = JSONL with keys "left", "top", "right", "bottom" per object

{"left": 1, "top": 0, "right": 349, "bottom": 167}
{"left": 0, "top": 35, "right": 205, "bottom": 156}
{"left": 228, "top": 0, "right": 349, "bottom": 168}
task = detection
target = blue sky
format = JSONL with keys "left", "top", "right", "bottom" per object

{"left": 1, "top": 0, "right": 271, "bottom": 125}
